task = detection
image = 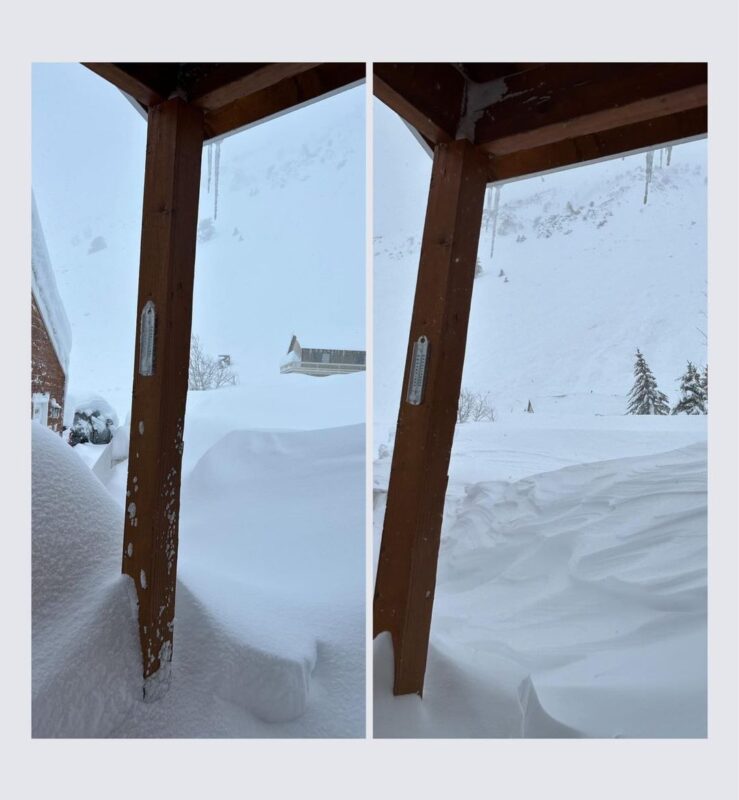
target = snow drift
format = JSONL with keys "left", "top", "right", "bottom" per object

{"left": 32, "top": 423, "right": 140, "bottom": 737}
{"left": 374, "top": 430, "right": 707, "bottom": 738}
{"left": 33, "top": 420, "right": 365, "bottom": 737}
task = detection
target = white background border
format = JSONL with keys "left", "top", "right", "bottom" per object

{"left": 2, "top": 1, "right": 736, "bottom": 798}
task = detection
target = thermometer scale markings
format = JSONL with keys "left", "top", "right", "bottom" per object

{"left": 407, "top": 335, "right": 429, "bottom": 405}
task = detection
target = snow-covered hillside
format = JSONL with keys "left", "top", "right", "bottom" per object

{"left": 374, "top": 100, "right": 707, "bottom": 435}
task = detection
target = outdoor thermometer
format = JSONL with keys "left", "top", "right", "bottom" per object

{"left": 139, "top": 300, "right": 156, "bottom": 376}
{"left": 406, "top": 335, "right": 429, "bottom": 405}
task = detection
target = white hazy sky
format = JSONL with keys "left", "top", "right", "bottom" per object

{"left": 32, "top": 63, "right": 365, "bottom": 421}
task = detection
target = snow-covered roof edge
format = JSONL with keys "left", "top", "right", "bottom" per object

{"left": 32, "top": 193, "right": 72, "bottom": 375}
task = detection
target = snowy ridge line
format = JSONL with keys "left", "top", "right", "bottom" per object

{"left": 32, "top": 193, "right": 72, "bottom": 374}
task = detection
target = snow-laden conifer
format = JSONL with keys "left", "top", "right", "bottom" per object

{"left": 627, "top": 349, "right": 670, "bottom": 414}
{"left": 672, "top": 361, "right": 707, "bottom": 415}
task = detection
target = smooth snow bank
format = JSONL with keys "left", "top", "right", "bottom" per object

{"left": 33, "top": 421, "right": 365, "bottom": 737}
{"left": 181, "top": 374, "right": 365, "bottom": 474}
{"left": 374, "top": 438, "right": 706, "bottom": 738}
{"left": 32, "top": 423, "right": 140, "bottom": 737}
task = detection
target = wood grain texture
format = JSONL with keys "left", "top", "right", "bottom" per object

{"left": 373, "top": 63, "right": 466, "bottom": 144}
{"left": 203, "top": 63, "right": 365, "bottom": 139}
{"left": 122, "top": 99, "right": 203, "bottom": 695}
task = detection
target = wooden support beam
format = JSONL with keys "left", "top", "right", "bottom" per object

{"left": 373, "top": 140, "right": 489, "bottom": 695}
{"left": 479, "top": 84, "right": 707, "bottom": 155}
{"left": 188, "top": 62, "right": 321, "bottom": 111}
{"left": 485, "top": 105, "right": 707, "bottom": 183}
{"left": 82, "top": 63, "right": 169, "bottom": 107}
{"left": 123, "top": 98, "right": 204, "bottom": 700}
{"left": 203, "top": 63, "right": 365, "bottom": 140}
{"left": 373, "top": 63, "right": 467, "bottom": 145}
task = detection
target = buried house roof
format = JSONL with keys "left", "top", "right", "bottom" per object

{"left": 32, "top": 193, "right": 72, "bottom": 375}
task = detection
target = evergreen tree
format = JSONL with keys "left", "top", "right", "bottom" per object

{"left": 672, "top": 361, "right": 706, "bottom": 415}
{"left": 627, "top": 349, "right": 671, "bottom": 414}
{"left": 701, "top": 364, "right": 708, "bottom": 411}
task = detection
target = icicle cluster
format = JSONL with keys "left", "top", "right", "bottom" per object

{"left": 213, "top": 141, "right": 221, "bottom": 220}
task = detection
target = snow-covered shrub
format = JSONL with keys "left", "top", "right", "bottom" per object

{"left": 458, "top": 388, "right": 496, "bottom": 423}
{"left": 68, "top": 397, "right": 119, "bottom": 446}
{"left": 189, "top": 335, "right": 237, "bottom": 390}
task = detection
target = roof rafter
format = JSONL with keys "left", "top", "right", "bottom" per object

{"left": 374, "top": 62, "right": 708, "bottom": 182}
{"left": 487, "top": 105, "right": 707, "bottom": 183}
{"left": 373, "top": 63, "right": 466, "bottom": 145}
{"left": 203, "top": 62, "right": 365, "bottom": 140}
{"left": 83, "top": 62, "right": 366, "bottom": 140}
{"left": 474, "top": 62, "right": 707, "bottom": 155}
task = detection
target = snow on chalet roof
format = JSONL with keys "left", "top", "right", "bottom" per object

{"left": 32, "top": 194, "right": 72, "bottom": 375}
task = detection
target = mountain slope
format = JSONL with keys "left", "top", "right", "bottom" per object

{"left": 373, "top": 101, "right": 707, "bottom": 430}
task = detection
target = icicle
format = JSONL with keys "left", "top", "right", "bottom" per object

{"left": 213, "top": 141, "right": 221, "bottom": 221}
{"left": 206, "top": 144, "right": 213, "bottom": 194}
{"left": 666, "top": 145, "right": 673, "bottom": 167}
{"left": 659, "top": 148, "right": 663, "bottom": 168}
{"left": 489, "top": 184, "right": 501, "bottom": 259}
{"left": 643, "top": 150, "right": 654, "bottom": 205}
{"left": 484, "top": 186, "right": 492, "bottom": 231}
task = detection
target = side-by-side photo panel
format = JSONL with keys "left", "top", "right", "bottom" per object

{"left": 32, "top": 63, "right": 367, "bottom": 738}
{"left": 372, "top": 62, "right": 708, "bottom": 738}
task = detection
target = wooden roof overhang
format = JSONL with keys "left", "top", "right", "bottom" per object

{"left": 84, "top": 62, "right": 365, "bottom": 140}
{"left": 374, "top": 62, "right": 707, "bottom": 181}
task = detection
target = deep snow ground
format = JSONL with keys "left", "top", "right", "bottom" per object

{"left": 373, "top": 414, "right": 707, "bottom": 738}
{"left": 34, "top": 407, "right": 365, "bottom": 737}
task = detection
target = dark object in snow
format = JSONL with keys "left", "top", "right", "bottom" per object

{"left": 526, "top": 400, "right": 534, "bottom": 413}
{"left": 627, "top": 349, "right": 671, "bottom": 415}
{"left": 87, "top": 235, "right": 107, "bottom": 255}
{"left": 280, "top": 334, "right": 365, "bottom": 377}
{"left": 672, "top": 361, "right": 707, "bottom": 415}
{"left": 68, "top": 408, "right": 117, "bottom": 446}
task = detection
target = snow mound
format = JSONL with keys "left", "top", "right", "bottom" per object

{"left": 375, "top": 440, "right": 706, "bottom": 737}
{"left": 32, "top": 423, "right": 140, "bottom": 737}
{"left": 33, "top": 422, "right": 364, "bottom": 736}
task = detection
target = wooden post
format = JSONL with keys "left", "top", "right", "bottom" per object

{"left": 122, "top": 98, "right": 204, "bottom": 700}
{"left": 373, "top": 140, "right": 488, "bottom": 695}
